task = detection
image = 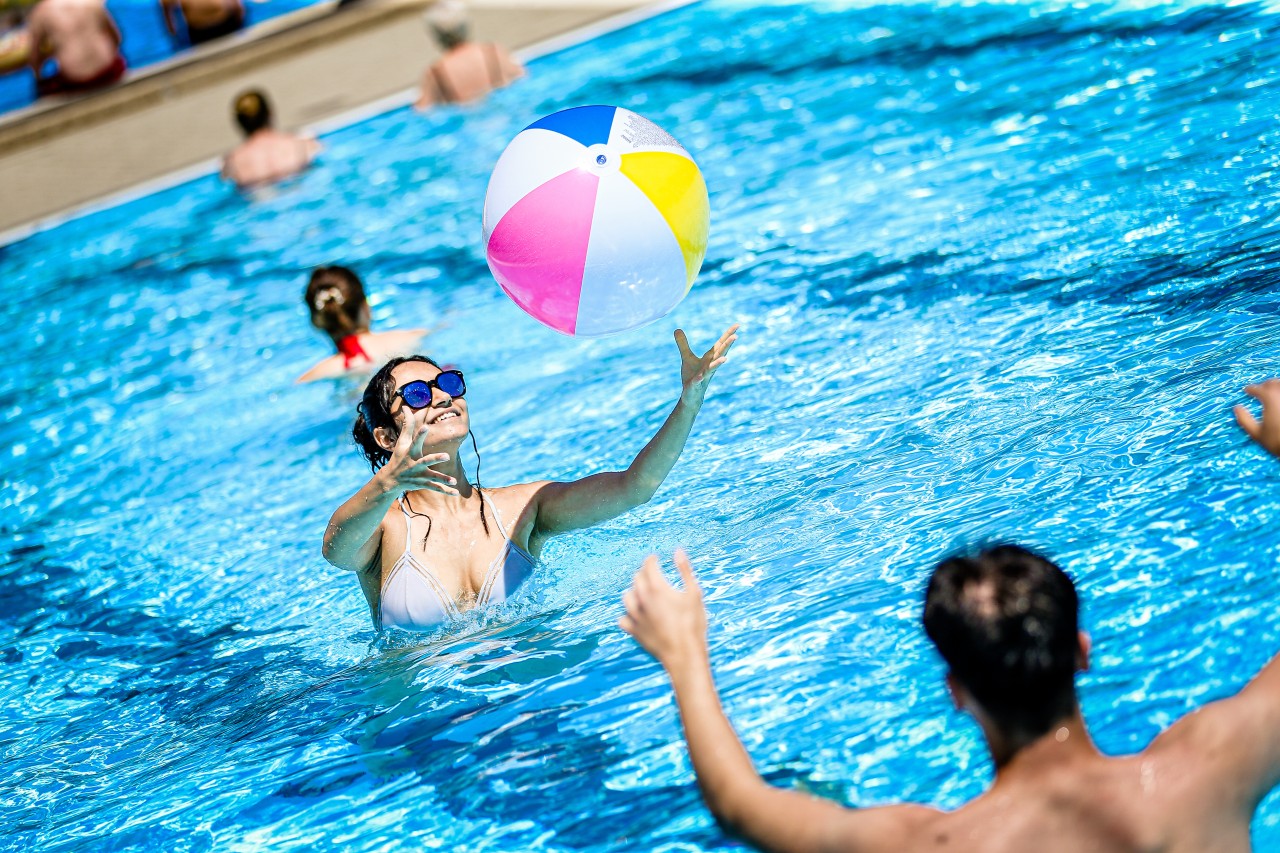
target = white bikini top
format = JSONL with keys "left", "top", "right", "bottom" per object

{"left": 378, "top": 494, "right": 536, "bottom": 631}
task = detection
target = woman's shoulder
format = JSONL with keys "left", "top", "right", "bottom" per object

{"left": 365, "top": 329, "right": 427, "bottom": 345}
{"left": 485, "top": 480, "right": 555, "bottom": 513}
{"left": 362, "top": 329, "right": 428, "bottom": 361}
{"left": 295, "top": 354, "right": 347, "bottom": 383}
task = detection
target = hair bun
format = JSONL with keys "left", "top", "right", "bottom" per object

{"left": 313, "top": 286, "right": 345, "bottom": 310}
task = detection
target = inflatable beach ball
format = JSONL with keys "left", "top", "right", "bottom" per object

{"left": 483, "top": 105, "right": 710, "bottom": 337}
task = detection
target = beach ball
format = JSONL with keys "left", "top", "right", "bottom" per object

{"left": 482, "top": 105, "right": 710, "bottom": 337}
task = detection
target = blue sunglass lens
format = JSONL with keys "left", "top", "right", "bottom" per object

{"left": 401, "top": 382, "right": 433, "bottom": 408}
{"left": 437, "top": 372, "right": 466, "bottom": 397}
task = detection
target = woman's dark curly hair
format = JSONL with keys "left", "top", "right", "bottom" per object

{"left": 354, "top": 355, "right": 488, "bottom": 538}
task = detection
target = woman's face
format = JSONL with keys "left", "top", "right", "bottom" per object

{"left": 384, "top": 361, "right": 470, "bottom": 449}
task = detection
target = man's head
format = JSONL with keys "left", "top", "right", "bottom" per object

{"left": 923, "top": 544, "right": 1085, "bottom": 739}
{"left": 424, "top": 0, "right": 469, "bottom": 50}
{"left": 234, "top": 90, "right": 273, "bottom": 136}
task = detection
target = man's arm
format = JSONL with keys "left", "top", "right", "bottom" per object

{"left": 415, "top": 65, "right": 441, "bottom": 110}
{"left": 1156, "top": 380, "right": 1280, "bottom": 808}
{"left": 495, "top": 45, "right": 526, "bottom": 84}
{"left": 531, "top": 326, "right": 738, "bottom": 539}
{"left": 623, "top": 552, "right": 937, "bottom": 853}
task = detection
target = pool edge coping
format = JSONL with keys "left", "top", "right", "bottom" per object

{"left": 0, "top": 0, "right": 698, "bottom": 250}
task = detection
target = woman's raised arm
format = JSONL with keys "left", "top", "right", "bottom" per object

{"left": 530, "top": 324, "right": 739, "bottom": 539}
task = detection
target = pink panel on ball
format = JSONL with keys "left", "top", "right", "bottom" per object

{"left": 486, "top": 169, "right": 599, "bottom": 336}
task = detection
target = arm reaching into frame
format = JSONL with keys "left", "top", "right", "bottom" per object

{"left": 1161, "top": 378, "right": 1280, "bottom": 814}
{"left": 621, "top": 551, "right": 936, "bottom": 853}
{"left": 1234, "top": 378, "right": 1280, "bottom": 460}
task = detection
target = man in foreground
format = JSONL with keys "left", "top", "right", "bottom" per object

{"left": 221, "top": 90, "right": 320, "bottom": 189}
{"left": 27, "top": 0, "right": 125, "bottom": 98}
{"left": 622, "top": 380, "right": 1280, "bottom": 852}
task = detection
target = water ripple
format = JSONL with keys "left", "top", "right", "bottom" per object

{"left": 4, "top": 0, "right": 1280, "bottom": 849}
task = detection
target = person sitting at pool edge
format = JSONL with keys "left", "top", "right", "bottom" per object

{"left": 322, "top": 324, "right": 738, "bottom": 631}
{"left": 27, "top": 0, "right": 126, "bottom": 98}
{"left": 0, "top": 9, "right": 32, "bottom": 77}
{"left": 296, "top": 266, "right": 429, "bottom": 384}
{"left": 161, "top": 0, "right": 245, "bottom": 47}
{"left": 621, "top": 379, "right": 1280, "bottom": 852}
{"left": 415, "top": 0, "right": 524, "bottom": 111}
{"left": 221, "top": 89, "right": 320, "bottom": 189}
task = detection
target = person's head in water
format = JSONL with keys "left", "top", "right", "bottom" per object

{"left": 353, "top": 356, "right": 471, "bottom": 470}
{"left": 234, "top": 90, "right": 273, "bottom": 137}
{"left": 424, "top": 0, "right": 469, "bottom": 50}
{"left": 305, "top": 266, "right": 370, "bottom": 345}
{"left": 354, "top": 356, "right": 488, "bottom": 532}
{"left": 923, "top": 544, "right": 1086, "bottom": 745}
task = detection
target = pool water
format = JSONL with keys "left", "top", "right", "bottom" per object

{"left": 4, "top": 0, "right": 1280, "bottom": 849}
{"left": 0, "top": 0, "right": 323, "bottom": 114}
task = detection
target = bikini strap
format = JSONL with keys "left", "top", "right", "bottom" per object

{"left": 480, "top": 491, "right": 511, "bottom": 540}
{"left": 397, "top": 497, "right": 415, "bottom": 554}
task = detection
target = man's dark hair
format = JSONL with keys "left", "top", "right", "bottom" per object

{"left": 923, "top": 544, "right": 1080, "bottom": 737}
{"left": 234, "top": 90, "right": 273, "bottom": 136}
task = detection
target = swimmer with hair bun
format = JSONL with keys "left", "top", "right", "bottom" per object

{"left": 221, "top": 89, "right": 321, "bottom": 189}
{"left": 321, "top": 323, "right": 739, "bottom": 631}
{"left": 296, "top": 266, "right": 430, "bottom": 383}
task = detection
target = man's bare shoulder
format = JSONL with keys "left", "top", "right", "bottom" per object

{"left": 1144, "top": 700, "right": 1261, "bottom": 806}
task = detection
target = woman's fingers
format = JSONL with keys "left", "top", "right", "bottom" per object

{"left": 409, "top": 412, "right": 432, "bottom": 458}
{"left": 674, "top": 328, "right": 695, "bottom": 360}
{"left": 405, "top": 457, "right": 456, "bottom": 486}
{"left": 394, "top": 407, "right": 416, "bottom": 454}
{"left": 706, "top": 324, "right": 740, "bottom": 358}
{"left": 396, "top": 452, "right": 458, "bottom": 494}
{"left": 412, "top": 451, "right": 452, "bottom": 469}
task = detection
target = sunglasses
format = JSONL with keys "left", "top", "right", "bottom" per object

{"left": 395, "top": 369, "right": 466, "bottom": 409}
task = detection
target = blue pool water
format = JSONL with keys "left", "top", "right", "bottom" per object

{"left": 4, "top": 0, "right": 1280, "bottom": 848}
{"left": 0, "top": 0, "right": 322, "bottom": 114}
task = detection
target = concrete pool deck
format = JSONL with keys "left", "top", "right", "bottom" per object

{"left": 0, "top": 0, "right": 664, "bottom": 240}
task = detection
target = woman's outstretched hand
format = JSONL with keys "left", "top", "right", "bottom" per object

{"left": 1235, "top": 379, "right": 1280, "bottom": 460}
{"left": 677, "top": 324, "right": 740, "bottom": 407}
{"left": 376, "top": 407, "right": 460, "bottom": 496}
{"left": 621, "top": 549, "right": 709, "bottom": 672}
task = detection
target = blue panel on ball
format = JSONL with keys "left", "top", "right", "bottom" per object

{"left": 526, "top": 105, "right": 617, "bottom": 148}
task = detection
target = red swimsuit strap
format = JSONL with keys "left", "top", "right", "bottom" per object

{"left": 336, "top": 335, "right": 370, "bottom": 368}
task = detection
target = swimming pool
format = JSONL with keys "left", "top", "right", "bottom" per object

{"left": 0, "top": 0, "right": 322, "bottom": 114}
{"left": 4, "top": 0, "right": 1280, "bottom": 848}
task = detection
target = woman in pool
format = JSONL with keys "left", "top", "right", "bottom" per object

{"left": 296, "top": 265, "right": 429, "bottom": 383}
{"left": 321, "top": 324, "right": 738, "bottom": 630}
